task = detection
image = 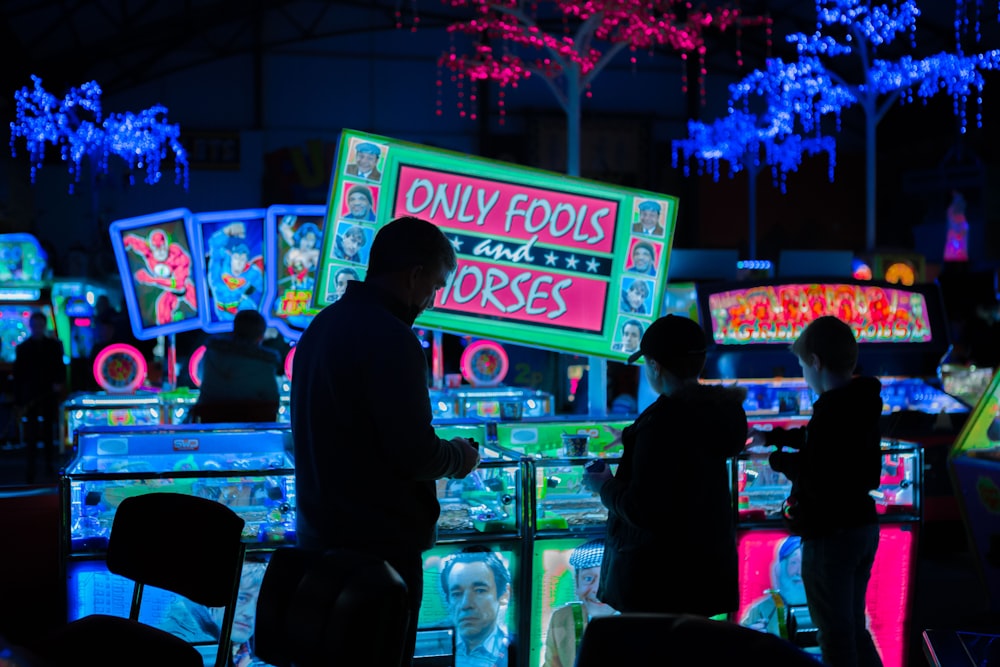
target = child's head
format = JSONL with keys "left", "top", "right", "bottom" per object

{"left": 791, "top": 315, "right": 858, "bottom": 376}
{"left": 628, "top": 314, "right": 707, "bottom": 381}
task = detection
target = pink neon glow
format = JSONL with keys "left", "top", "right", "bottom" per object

{"left": 738, "top": 524, "right": 915, "bottom": 667}
{"left": 284, "top": 346, "right": 296, "bottom": 381}
{"left": 435, "top": 257, "right": 608, "bottom": 332}
{"left": 92, "top": 343, "right": 147, "bottom": 394}
{"left": 707, "top": 284, "right": 933, "bottom": 345}
{"left": 394, "top": 164, "right": 617, "bottom": 254}
{"left": 460, "top": 340, "right": 510, "bottom": 386}
{"left": 188, "top": 344, "right": 206, "bottom": 388}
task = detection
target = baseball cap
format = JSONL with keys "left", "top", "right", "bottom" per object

{"left": 627, "top": 315, "right": 707, "bottom": 377}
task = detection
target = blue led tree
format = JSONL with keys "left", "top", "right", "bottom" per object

{"left": 676, "top": 0, "right": 1000, "bottom": 253}
{"left": 10, "top": 74, "right": 189, "bottom": 194}
{"left": 673, "top": 107, "right": 837, "bottom": 258}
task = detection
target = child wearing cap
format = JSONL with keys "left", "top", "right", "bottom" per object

{"left": 758, "top": 315, "right": 883, "bottom": 667}
{"left": 583, "top": 315, "right": 748, "bottom": 617}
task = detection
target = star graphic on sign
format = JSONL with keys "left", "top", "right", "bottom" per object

{"left": 586, "top": 258, "right": 600, "bottom": 273}
{"left": 450, "top": 235, "right": 464, "bottom": 252}
{"left": 544, "top": 251, "right": 558, "bottom": 266}
{"left": 565, "top": 255, "right": 579, "bottom": 270}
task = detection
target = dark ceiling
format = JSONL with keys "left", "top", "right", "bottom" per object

{"left": 4, "top": 0, "right": 994, "bottom": 103}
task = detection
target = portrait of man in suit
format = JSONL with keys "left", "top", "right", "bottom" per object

{"left": 345, "top": 141, "right": 384, "bottom": 182}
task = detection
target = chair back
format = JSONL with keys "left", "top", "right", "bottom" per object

{"left": 107, "top": 492, "right": 247, "bottom": 608}
{"left": 576, "top": 613, "right": 820, "bottom": 666}
{"left": 255, "top": 547, "right": 410, "bottom": 667}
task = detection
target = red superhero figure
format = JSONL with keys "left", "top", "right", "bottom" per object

{"left": 124, "top": 228, "right": 197, "bottom": 325}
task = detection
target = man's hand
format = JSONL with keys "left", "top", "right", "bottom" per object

{"left": 581, "top": 460, "right": 612, "bottom": 493}
{"left": 452, "top": 437, "right": 481, "bottom": 478}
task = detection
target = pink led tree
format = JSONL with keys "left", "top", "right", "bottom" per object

{"left": 434, "top": 0, "right": 770, "bottom": 176}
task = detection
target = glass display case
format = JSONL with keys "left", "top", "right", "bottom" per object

{"left": 429, "top": 386, "right": 554, "bottom": 420}
{"left": 61, "top": 391, "right": 164, "bottom": 449}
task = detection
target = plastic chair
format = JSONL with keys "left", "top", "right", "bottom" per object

{"left": 43, "top": 492, "right": 247, "bottom": 667}
{"left": 189, "top": 399, "right": 279, "bottom": 423}
{"left": 575, "top": 613, "right": 820, "bottom": 666}
{"left": 255, "top": 546, "right": 410, "bottom": 667}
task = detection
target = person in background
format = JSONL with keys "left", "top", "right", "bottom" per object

{"left": 583, "top": 315, "right": 747, "bottom": 617}
{"left": 193, "top": 309, "right": 280, "bottom": 423}
{"left": 740, "top": 536, "right": 809, "bottom": 639}
{"left": 161, "top": 558, "right": 268, "bottom": 667}
{"left": 441, "top": 546, "right": 513, "bottom": 667}
{"left": 759, "top": 316, "right": 883, "bottom": 667}
{"left": 292, "top": 216, "right": 480, "bottom": 665}
{"left": 543, "top": 538, "right": 616, "bottom": 667}
{"left": 14, "top": 311, "right": 66, "bottom": 483}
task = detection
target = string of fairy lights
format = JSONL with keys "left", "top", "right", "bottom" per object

{"left": 9, "top": 75, "right": 189, "bottom": 193}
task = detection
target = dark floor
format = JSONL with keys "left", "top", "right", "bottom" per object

{"left": 0, "top": 444, "right": 997, "bottom": 667}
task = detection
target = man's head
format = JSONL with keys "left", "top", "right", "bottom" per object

{"left": 366, "top": 216, "right": 457, "bottom": 323}
{"left": 332, "top": 267, "right": 360, "bottom": 300}
{"left": 232, "top": 309, "right": 267, "bottom": 343}
{"left": 440, "top": 547, "right": 511, "bottom": 648}
{"left": 354, "top": 142, "right": 381, "bottom": 174}
{"left": 772, "top": 536, "right": 806, "bottom": 606}
{"left": 229, "top": 243, "right": 250, "bottom": 276}
{"left": 340, "top": 225, "right": 368, "bottom": 259}
{"left": 790, "top": 315, "right": 858, "bottom": 390}
{"left": 28, "top": 311, "right": 47, "bottom": 337}
{"left": 346, "top": 184, "right": 374, "bottom": 219}
{"left": 568, "top": 539, "right": 613, "bottom": 618}
{"left": 631, "top": 242, "right": 655, "bottom": 272}
{"left": 627, "top": 314, "right": 707, "bottom": 382}
{"left": 620, "top": 319, "right": 644, "bottom": 354}
{"left": 638, "top": 200, "right": 661, "bottom": 229}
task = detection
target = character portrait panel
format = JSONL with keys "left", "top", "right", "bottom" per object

{"left": 331, "top": 220, "right": 374, "bottom": 266}
{"left": 323, "top": 264, "right": 365, "bottom": 304}
{"left": 631, "top": 199, "right": 667, "bottom": 237}
{"left": 624, "top": 238, "right": 662, "bottom": 277}
{"left": 110, "top": 209, "right": 204, "bottom": 339}
{"left": 343, "top": 139, "right": 388, "bottom": 183}
{"left": 340, "top": 181, "right": 380, "bottom": 223}
{"left": 619, "top": 276, "right": 653, "bottom": 315}
{"left": 193, "top": 210, "right": 267, "bottom": 332}
{"left": 610, "top": 315, "right": 647, "bottom": 356}
{"left": 265, "top": 208, "right": 328, "bottom": 337}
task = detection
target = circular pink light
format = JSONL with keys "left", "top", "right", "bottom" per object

{"left": 188, "top": 345, "right": 207, "bottom": 388}
{"left": 93, "top": 343, "right": 147, "bottom": 394}
{"left": 460, "top": 340, "right": 509, "bottom": 387}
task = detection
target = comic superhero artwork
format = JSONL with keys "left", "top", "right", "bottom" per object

{"left": 263, "top": 205, "right": 328, "bottom": 340}
{"left": 192, "top": 210, "right": 267, "bottom": 333}
{"left": 111, "top": 211, "right": 204, "bottom": 341}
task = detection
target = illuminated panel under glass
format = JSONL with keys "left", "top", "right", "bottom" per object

{"left": 737, "top": 525, "right": 915, "bottom": 667}
{"left": 706, "top": 283, "right": 932, "bottom": 345}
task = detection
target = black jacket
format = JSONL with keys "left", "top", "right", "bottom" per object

{"left": 291, "top": 281, "right": 467, "bottom": 554}
{"left": 767, "top": 376, "right": 883, "bottom": 538}
{"left": 598, "top": 383, "right": 748, "bottom": 616}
